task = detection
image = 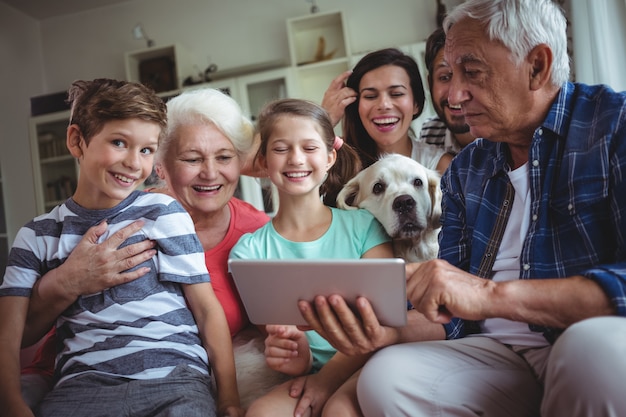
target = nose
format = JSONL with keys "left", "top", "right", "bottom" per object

{"left": 288, "top": 148, "right": 305, "bottom": 165}
{"left": 199, "top": 159, "right": 218, "bottom": 179}
{"left": 123, "top": 151, "right": 141, "bottom": 170}
{"left": 448, "top": 72, "right": 470, "bottom": 107}
{"left": 392, "top": 195, "right": 416, "bottom": 214}
{"left": 377, "top": 92, "right": 393, "bottom": 109}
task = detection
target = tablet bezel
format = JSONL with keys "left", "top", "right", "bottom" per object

{"left": 228, "top": 258, "right": 407, "bottom": 327}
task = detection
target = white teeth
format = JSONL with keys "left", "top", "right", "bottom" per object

{"left": 194, "top": 185, "right": 220, "bottom": 191}
{"left": 449, "top": 104, "right": 462, "bottom": 110}
{"left": 374, "top": 117, "right": 399, "bottom": 125}
{"left": 286, "top": 172, "right": 309, "bottom": 178}
{"left": 114, "top": 174, "right": 133, "bottom": 183}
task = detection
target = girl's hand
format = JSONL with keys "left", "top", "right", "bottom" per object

{"left": 264, "top": 325, "right": 312, "bottom": 376}
{"left": 288, "top": 373, "right": 335, "bottom": 417}
{"left": 219, "top": 405, "right": 245, "bottom": 417}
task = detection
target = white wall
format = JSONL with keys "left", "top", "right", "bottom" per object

{"left": 39, "top": 0, "right": 437, "bottom": 92}
{"left": 0, "top": 0, "right": 439, "bottom": 244}
{"left": 0, "top": 3, "right": 43, "bottom": 243}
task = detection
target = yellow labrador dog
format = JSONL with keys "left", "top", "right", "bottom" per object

{"left": 337, "top": 154, "right": 442, "bottom": 262}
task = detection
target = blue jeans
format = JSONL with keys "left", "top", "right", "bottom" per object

{"left": 36, "top": 364, "right": 216, "bottom": 417}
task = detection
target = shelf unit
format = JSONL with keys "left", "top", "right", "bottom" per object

{"left": 29, "top": 110, "right": 78, "bottom": 215}
{"left": 0, "top": 163, "right": 7, "bottom": 276}
{"left": 124, "top": 44, "right": 194, "bottom": 94}
{"left": 286, "top": 10, "right": 351, "bottom": 104}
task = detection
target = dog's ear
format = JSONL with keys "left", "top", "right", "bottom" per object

{"left": 427, "top": 170, "right": 443, "bottom": 229}
{"left": 336, "top": 176, "right": 362, "bottom": 209}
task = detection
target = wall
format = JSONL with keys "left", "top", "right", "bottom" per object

{"left": 39, "top": 0, "right": 438, "bottom": 93}
{"left": 0, "top": 3, "right": 43, "bottom": 243}
{"left": 0, "top": 0, "right": 440, "bottom": 245}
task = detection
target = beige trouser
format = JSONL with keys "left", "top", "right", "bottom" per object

{"left": 357, "top": 316, "right": 626, "bottom": 417}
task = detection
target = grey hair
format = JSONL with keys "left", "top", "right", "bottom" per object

{"left": 156, "top": 87, "right": 254, "bottom": 164}
{"left": 443, "top": 0, "right": 569, "bottom": 86}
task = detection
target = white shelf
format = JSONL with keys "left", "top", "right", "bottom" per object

{"left": 287, "top": 11, "right": 351, "bottom": 67}
{"left": 124, "top": 43, "right": 193, "bottom": 93}
{"left": 29, "top": 110, "right": 79, "bottom": 215}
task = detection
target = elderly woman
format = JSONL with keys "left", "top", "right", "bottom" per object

{"left": 20, "top": 87, "right": 281, "bottom": 410}
{"left": 153, "top": 88, "right": 270, "bottom": 336}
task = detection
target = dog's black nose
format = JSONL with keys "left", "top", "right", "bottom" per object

{"left": 393, "top": 195, "right": 416, "bottom": 214}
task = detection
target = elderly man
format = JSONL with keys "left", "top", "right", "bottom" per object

{"left": 299, "top": 0, "right": 626, "bottom": 416}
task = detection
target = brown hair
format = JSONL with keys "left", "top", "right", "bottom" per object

{"left": 255, "top": 98, "right": 361, "bottom": 207}
{"left": 343, "top": 48, "right": 425, "bottom": 168}
{"left": 67, "top": 78, "right": 167, "bottom": 144}
{"left": 425, "top": 27, "right": 446, "bottom": 81}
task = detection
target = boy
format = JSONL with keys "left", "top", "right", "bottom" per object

{"left": 0, "top": 79, "right": 241, "bottom": 417}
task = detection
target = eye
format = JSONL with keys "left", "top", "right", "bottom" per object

{"left": 413, "top": 178, "right": 424, "bottom": 188}
{"left": 464, "top": 69, "right": 481, "bottom": 79}
{"left": 372, "top": 182, "right": 386, "bottom": 195}
{"left": 140, "top": 147, "right": 154, "bottom": 155}
{"left": 360, "top": 91, "right": 378, "bottom": 100}
{"left": 216, "top": 154, "right": 235, "bottom": 163}
{"left": 112, "top": 139, "right": 124, "bottom": 148}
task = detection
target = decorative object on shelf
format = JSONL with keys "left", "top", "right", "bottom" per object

{"left": 139, "top": 56, "right": 176, "bottom": 93}
{"left": 313, "top": 36, "right": 337, "bottom": 62}
{"left": 183, "top": 63, "right": 218, "bottom": 86}
{"left": 305, "top": 0, "right": 319, "bottom": 14}
{"left": 297, "top": 36, "right": 337, "bottom": 66}
{"left": 132, "top": 23, "right": 154, "bottom": 48}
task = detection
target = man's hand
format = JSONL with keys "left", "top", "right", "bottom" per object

{"left": 298, "top": 295, "right": 397, "bottom": 356}
{"left": 321, "top": 70, "right": 357, "bottom": 127}
{"left": 406, "top": 259, "right": 494, "bottom": 323}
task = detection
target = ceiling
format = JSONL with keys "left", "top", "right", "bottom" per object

{"left": 1, "top": 0, "right": 131, "bottom": 19}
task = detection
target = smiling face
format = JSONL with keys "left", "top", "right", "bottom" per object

{"left": 159, "top": 123, "right": 241, "bottom": 219}
{"left": 357, "top": 65, "right": 419, "bottom": 155}
{"left": 261, "top": 115, "right": 335, "bottom": 199}
{"left": 429, "top": 48, "right": 470, "bottom": 136}
{"left": 444, "top": 18, "right": 535, "bottom": 142}
{"left": 69, "top": 118, "right": 159, "bottom": 209}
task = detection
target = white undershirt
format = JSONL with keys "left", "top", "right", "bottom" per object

{"left": 477, "top": 162, "right": 548, "bottom": 347}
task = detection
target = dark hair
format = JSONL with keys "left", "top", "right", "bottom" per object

{"left": 342, "top": 48, "right": 425, "bottom": 168}
{"left": 255, "top": 98, "right": 361, "bottom": 207}
{"left": 425, "top": 27, "right": 446, "bottom": 77}
{"left": 67, "top": 78, "right": 167, "bottom": 144}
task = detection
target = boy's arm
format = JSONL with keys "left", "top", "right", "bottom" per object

{"left": 24, "top": 221, "right": 156, "bottom": 347}
{"left": 0, "top": 296, "right": 35, "bottom": 417}
{"left": 183, "top": 282, "right": 243, "bottom": 417}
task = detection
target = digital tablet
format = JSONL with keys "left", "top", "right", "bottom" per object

{"left": 228, "top": 258, "right": 407, "bottom": 327}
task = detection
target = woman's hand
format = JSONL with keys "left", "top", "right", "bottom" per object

{"left": 321, "top": 70, "right": 357, "bottom": 127}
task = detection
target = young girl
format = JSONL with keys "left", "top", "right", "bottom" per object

{"left": 229, "top": 98, "right": 394, "bottom": 417}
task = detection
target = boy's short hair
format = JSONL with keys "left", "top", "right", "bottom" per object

{"left": 67, "top": 78, "right": 167, "bottom": 144}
